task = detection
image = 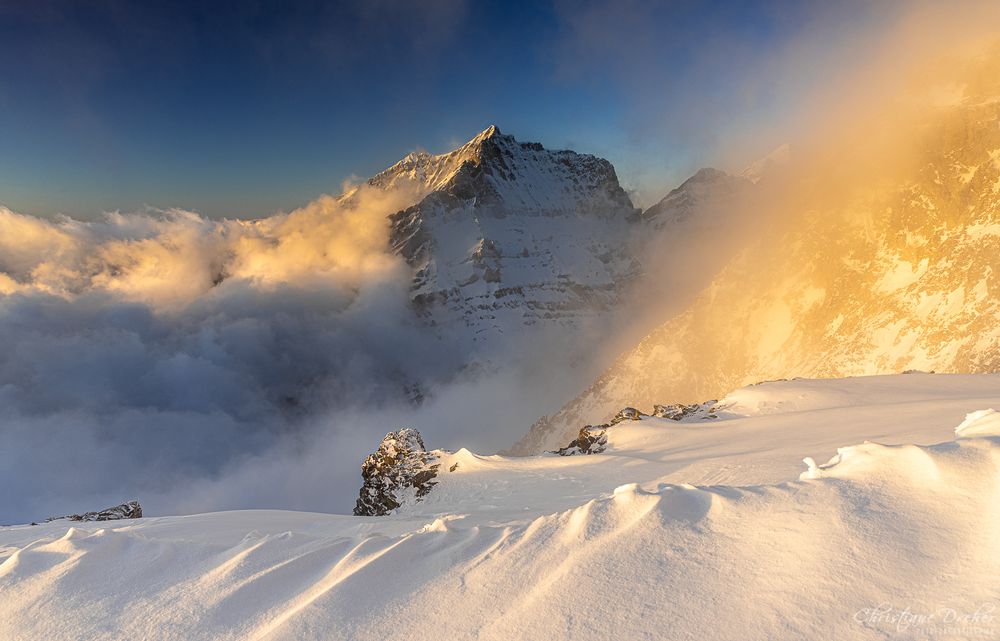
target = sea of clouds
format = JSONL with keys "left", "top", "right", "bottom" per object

{"left": 0, "top": 183, "right": 579, "bottom": 522}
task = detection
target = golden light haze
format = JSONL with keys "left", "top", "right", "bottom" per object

{"left": 518, "top": 5, "right": 1000, "bottom": 452}
{"left": 0, "top": 182, "right": 425, "bottom": 309}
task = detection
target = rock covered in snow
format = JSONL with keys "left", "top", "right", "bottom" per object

{"left": 552, "top": 401, "right": 721, "bottom": 456}
{"left": 611, "top": 407, "right": 646, "bottom": 423}
{"left": 737, "top": 143, "right": 791, "bottom": 184}
{"left": 47, "top": 500, "right": 142, "bottom": 522}
{"left": 6, "top": 374, "right": 1000, "bottom": 641}
{"left": 652, "top": 402, "right": 719, "bottom": 421}
{"left": 354, "top": 429, "right": 442, "bottom": 516}
{"left": 554, "top": 425, "right": 609, "bottom": 456}
{"left": 553, "top": 406, "right": 649, "bottom": 456}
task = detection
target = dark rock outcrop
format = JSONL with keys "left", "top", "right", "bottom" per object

{"left": 553, "top": 400, "right": 723, "bottom": 456}
{"left": 47, "top": 500, "right": 142, "bottom": 522}
{"left": 554, "top": 424, "right": 609, "bottom": 456}
{"left": 652, "top": 401, "right": 720, "bottom": 420}
{"left": 611, "top": 407, "right": 646, "bottom": 423}
{"left": 354, "top": 429, "right": 441, "bottom": 516}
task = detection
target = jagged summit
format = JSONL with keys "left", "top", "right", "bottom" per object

{"left": 364, "top": 125, "right": 503, "bottom": 194}
{"left": 370, "top": 125, "right": 634, "bottom": 218}
{"left": 464, "top": 123, "right": 501, "bottom": 146}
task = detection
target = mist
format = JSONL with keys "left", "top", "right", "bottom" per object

{"left": 0, "top": 175, "right": 608, "bottom": 523}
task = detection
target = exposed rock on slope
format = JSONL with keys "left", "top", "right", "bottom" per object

{"left": 553, "top": 425, "right": 609, "bottom": 456}
{"left": 552, "top": 402, "right": 720, "bottom": 456}
{"left": 354, "top": 429, "right": 442, "bottom": 516}
{"left": 46, "top": 501, "right": 142, "bottom": 522}
{"left": 5, "top": 375, "right": 1000, "bottom": 641}
{"left": 652, "top": 401, "right": 719, "bottom": 421}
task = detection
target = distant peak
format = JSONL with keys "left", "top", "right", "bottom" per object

{"left": 739, "top": 144, "right": 791, "bottom": 184}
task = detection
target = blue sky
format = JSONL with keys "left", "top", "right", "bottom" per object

{"left": 0, "top": 0, "right": 894, "bottom": 218}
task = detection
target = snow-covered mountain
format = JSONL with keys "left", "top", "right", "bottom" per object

{"left": 515, "top": 52, "right": 1000, "bottom": 453}
{"left": 641, "top": 167, "right": 750, "bottom": 229}
{"left": 4, "top": 373, "right": 999, "bottom": 640}
{"left": 359, "top": 125, "right": 642, "bottom": 351}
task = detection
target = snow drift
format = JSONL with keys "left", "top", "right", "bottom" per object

{"left": 2, "top": 374, "right": 999, "bottom": 640}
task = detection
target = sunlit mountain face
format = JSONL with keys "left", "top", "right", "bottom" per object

{"left": 518, "top": 46, "right": 1000, "bottom": 452}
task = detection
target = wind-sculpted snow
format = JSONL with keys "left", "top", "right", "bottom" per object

{"left": 2, "top": 374, "right": 999, "bottom": 640}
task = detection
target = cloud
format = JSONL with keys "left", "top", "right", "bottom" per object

{"left": 0, "top": 169, "right": 609, "bottom": 523}
{"left": 0, "top": 182, "right": 466, "bottom": 523}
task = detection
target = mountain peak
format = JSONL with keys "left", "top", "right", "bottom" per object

{"left": 473, "top": 124, "right": 501, "bottom": 141}
{"left": 451, "top": 124, "right": 509, "bottom": 160}
{"left": 365, "top": 126, "right": 511, "bottom": 195}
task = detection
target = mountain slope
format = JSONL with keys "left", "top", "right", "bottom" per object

{"left": 515, "top": 50, "right": 1000, "bottom": 453}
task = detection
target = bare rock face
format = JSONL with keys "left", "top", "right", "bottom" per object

{"left": 354, "top": 429, "right": 441, "bottom": 516}
{"left": 554, "top": 424, "right": 609, "bottom": 456}
{"left": 652, "top": 402, "right": 719, "bottom": 421}
{"left": 552, "top": 401, "right": 722, "bottom": 456}
{"left": 611, "top": 407, "right": 646, "bottom": 423}
{"left": 553, "top": 405, "right": 647, "bottom": 456}
{"left": 47, "top": 500, "right": 142, "bottom": 522}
